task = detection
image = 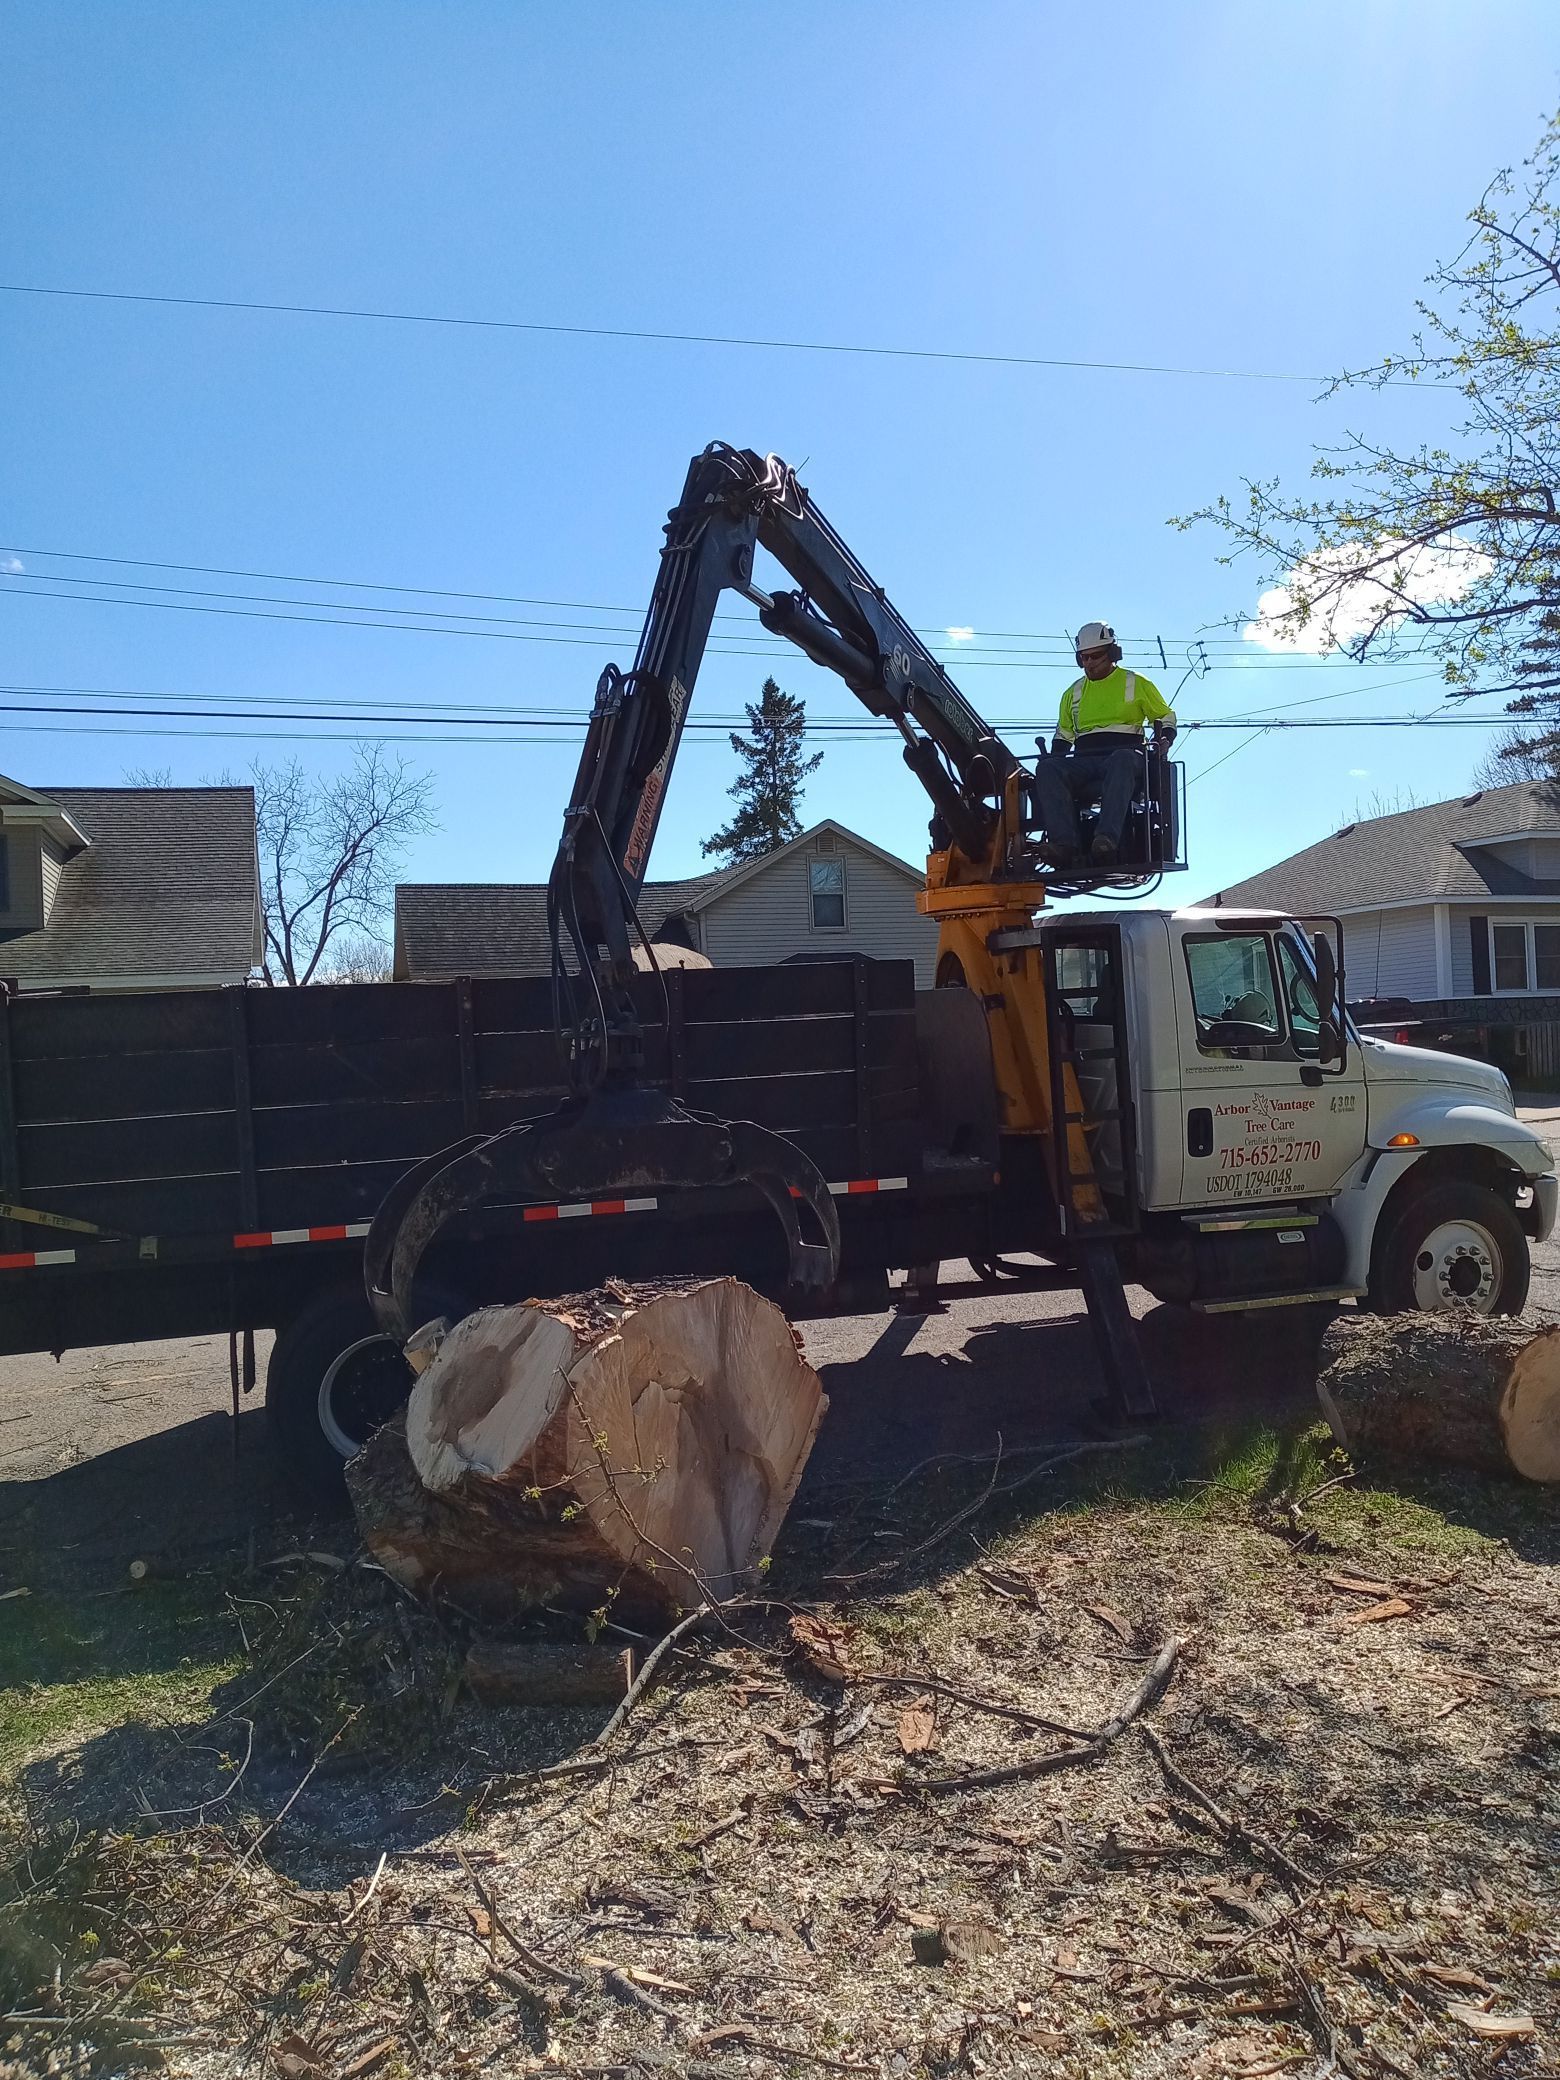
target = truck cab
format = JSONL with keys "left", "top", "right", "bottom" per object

{"left": 1042, "top": 907, "right": 1558, "bottom": 1315}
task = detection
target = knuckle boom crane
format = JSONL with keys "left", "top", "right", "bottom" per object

{"left": 366, "top": 444, "right": 1182, "bottom": 1414}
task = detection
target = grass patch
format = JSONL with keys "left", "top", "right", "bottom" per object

{"left": 0, "top": 1579, "right": 242, "bottom": 1777}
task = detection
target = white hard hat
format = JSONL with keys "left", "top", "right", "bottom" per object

{"left": 1075, "top": 621, "right": 1117, "bottom": 653}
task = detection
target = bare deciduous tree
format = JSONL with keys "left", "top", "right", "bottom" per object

{"left": 1181, "top": 108, "right": 1560, "bottom": 711}
{"left": 1472, "top": 721, "right": 1560, "bottom": 790}
{"left": 251, "top": 745, "right": 436, "bottom": 985}
{"left": 317, "top": 928, "right": 396, "bottom": 985}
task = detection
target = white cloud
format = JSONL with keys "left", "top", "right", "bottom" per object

{"left": 944, "top": 626, "right": 975, "bottom": 643}
{"left": 1242, "top": 536, "right": 1492, "bottom": 655}
{"left": 1349, "top": 767, "right": 1369, "bottom": 777}
{"left": 2, "top": 557, "right": 22, "bottom": 575}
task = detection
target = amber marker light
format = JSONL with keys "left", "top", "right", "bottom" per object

{"left": 1387, "top": 1132, "right": 1420, "bottom": 1147}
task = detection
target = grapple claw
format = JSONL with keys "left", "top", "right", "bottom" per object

{"left": 364, "top": 1088, "right": 841, "bottom": 1344}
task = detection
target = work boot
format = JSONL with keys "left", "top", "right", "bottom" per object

{"left": 1090, "top": 833, "right": 1119, "bottom": 867}
{"left": 1037, "top": 837, "right": 1076, "bottom": 869}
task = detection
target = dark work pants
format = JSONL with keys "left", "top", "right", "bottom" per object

{"left": 1030, "top": 743, "right": 1142, "bottom": 854}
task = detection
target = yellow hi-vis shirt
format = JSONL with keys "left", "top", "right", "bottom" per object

{"left": 1056, "top": 666, "right": 1174, "bottom": 745}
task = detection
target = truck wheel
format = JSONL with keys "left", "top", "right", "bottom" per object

{"left": 1368, "top": 1180, "right": 1529, "bottom": 1317}
{"left": 267, "top": 1285, "right": 425, "bottom": 1499}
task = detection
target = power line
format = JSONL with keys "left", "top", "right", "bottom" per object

{"left": 0, "top": 545, "right": 1240, "bottom": 650}
{"left": 0, "top": 547, "right": 1465, "bottom": 663}
{"left": 0, "top": 577, "right": 1468, "bottom": 672}
{"left": 0, "top": 282, "right": 1404, "bottom": 387}
{"left": 0, "top": 683, "right": 1522, "bottom": 746}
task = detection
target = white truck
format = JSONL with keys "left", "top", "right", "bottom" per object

{"left": 1040, "top": 905, "right": 1557, "bottom": 1319}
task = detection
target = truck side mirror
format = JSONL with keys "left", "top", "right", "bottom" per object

{"left": 1313, "top": 932, "right": 1336, "bottom": 1011}
{"left": 1310, "top": 927, "right": 1346, "bottom": 1069}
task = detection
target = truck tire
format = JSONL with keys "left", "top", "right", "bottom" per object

{"left": 1367, "top": 1179, "right": 1529, "bottom": 1317}
{"left": 267, "top": 1284, "right": 434, "bottom": 1500}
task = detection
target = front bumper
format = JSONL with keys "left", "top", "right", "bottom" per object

{"left": 1528, "top": 1172, "right": 1559, "bottom": 1244}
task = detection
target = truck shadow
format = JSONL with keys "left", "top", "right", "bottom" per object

{"left": 798, "top": 1299, "right": 1558, "bottom": 1569}
{"left": 0, "top": 1406, "right": 299, "bottom": 1597}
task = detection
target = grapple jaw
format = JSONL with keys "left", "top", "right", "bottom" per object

{"left": 363, "top": 1087, "right": 842, "bottom": 1344}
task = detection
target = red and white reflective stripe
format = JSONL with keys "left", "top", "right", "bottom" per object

{"left": 791, "top": 1176, "right": 910, "bottom": 1199}
{"left": 523, "top": 1196, "right": 658, "bottom": 1224}
{"left": 0, "top": 1248, "right": 76, "bottom": 1270}
{"left": 234, "top": 1222, "right": 373, "bottom": 1250}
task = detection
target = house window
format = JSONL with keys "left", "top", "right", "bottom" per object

{"left": 0, "top": 835, "right": 8, "bottom": 912}
{"left": 1493, "top": 924, "right": 1529, "bottom": 992}
{"left": 809, "top": 857, "right": 845, "bottom": 929}
{"left": 1488, "top": 920, "right": 1560, "bottom": 993}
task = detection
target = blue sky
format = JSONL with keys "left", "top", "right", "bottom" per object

{"left": 3, "top": 2, "right": 1557, "bottom": 908}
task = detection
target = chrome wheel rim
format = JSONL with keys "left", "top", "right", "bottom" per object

{"left": 1411, "top": 1219, "right": 1502, "bottom": 1313}
{"left": 318, "top": 1332, "right": 404, "bottom": 1459}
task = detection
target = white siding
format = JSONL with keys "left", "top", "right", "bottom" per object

{"left": 1451, "top": 901, "right": 1560, "bottom": 995}
{"left": 1481, "top": 835, "right": 1560, "bottom": 880}
{"left": 699, "top": 833, "right": 939, "bottom": 986}
{"left": 1344, "top": 905, "right": 1439, "bottom": 1000}
{"left": 0, "top": 827, "right": 44, "bottom": 932}
{"left": 39, "top": 835, "right": 66, "bottom": 922}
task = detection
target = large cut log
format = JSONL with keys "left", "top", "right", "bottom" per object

{"left": 347, "top": 1277, "right": 827, "bottom": 1623}
{"left": 1316, "top": 1312, "right": 1560, "bottom": 1482}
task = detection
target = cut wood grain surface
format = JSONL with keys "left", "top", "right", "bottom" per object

{"left": 350, "top": 1277, "right": 828, "bottom": 1622}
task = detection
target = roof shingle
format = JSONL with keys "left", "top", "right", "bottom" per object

{"left": 1211, "top": 779, "right": 1560, "bottom": 912}
{"left": 395, "top": 870, "right": 732, "bottom": 980}
{"left": 0, "top": 787, "right": 262, "bottom": 986}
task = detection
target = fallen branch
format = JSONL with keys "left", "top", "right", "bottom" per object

{"left": 916, "top": 1637, "right": 1180, "bottom": 1796}
{"left": 591, "top": 1604, "right": 716, "bottom": 1746}
{"left": 825, "top": 1435, "right": 1147, "bottom": 1589}
{"left": 845, "top": 1670, "right": 1094, "bottom": 1741}
{"left": 694, "top": 2027, "right": 872, "bottom": 2072}
{"left": 457, "top": 1849, "right": 582, "bottom": 1989}
{"left": 1288, "top": 1933, "right": 1365, "bottom": 2078}
{"left": 1142, "top": 1726, "right": 1316, "bottom": 1890}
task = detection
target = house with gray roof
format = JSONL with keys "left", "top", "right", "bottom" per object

{"left": 395, "top": 818, "right": 940, "bottom": 986}
{"left": 0, "top": 775, "right": 263, "bottom": 992}
{"left": 1210, "top": 778, "right": 1560, "bottom": 1077}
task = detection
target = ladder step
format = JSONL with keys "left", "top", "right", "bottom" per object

{"left": 1190, "top": 1285, "right": 1365, "bottom": 1315}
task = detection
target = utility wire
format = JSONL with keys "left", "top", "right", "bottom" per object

{"left": 0, "top": 543, "right": 1450, "bottom": 656}
{"left": 0, "top": 578, "right": 1466, "bottom": 671}
{"left": 0, "top": 281, "right": 1426, "bottom": 387}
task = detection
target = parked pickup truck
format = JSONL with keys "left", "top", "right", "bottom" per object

{"left": 0, "top": 907, "right": 1552, "bottom": 1492}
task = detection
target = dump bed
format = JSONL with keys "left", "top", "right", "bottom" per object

{"left": 0, "top": 959, "right": 999, "bottom": 1357}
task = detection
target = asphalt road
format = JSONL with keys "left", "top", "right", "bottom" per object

{"left": 4, "top": 1115, "right": 1559, "bottom": 1593}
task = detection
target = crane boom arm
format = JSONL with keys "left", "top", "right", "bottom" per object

{"left": 552, "top": 444, "right": 1022, "bottom": 1079}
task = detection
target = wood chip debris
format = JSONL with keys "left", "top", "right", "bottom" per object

{"left": 1082, "top": 1601, "right": 1135, "bottom": 1642}
{"left": 788, "top": 1612, "right": 859, "bottom": 1681}
{"left": 895, "top": 1694, "right": 937, "bottom": 1754}
{"left": 1444, "top": 1999, "right": 1536, "bottom": 2038}
{"left": 1337, "top": 1595, "right": 1415, "bottom": 1626}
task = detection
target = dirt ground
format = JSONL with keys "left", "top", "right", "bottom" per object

{"left": 2, "top": 1197, "right": 1558, "bottom": 2076}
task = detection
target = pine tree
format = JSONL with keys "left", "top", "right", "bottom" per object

{"left": 702, "top": 678, "right": 823, "bottom": 866}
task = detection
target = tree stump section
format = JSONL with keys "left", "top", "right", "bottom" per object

{"left": 347, "top": 1277, "right": 827, "bottom": 1623}
{"left": 1316, "top": 1312, "right": 1560, "bottom": 1482}
{"left": 463, "top": 1639, "right": 635, "bottom": 1708}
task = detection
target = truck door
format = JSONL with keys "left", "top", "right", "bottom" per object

{"left": 1177, "top": 923, "right": 1365, "bottom": 1206}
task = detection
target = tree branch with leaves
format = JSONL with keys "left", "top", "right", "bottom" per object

{"left": 1180, "top": 107, "right": 1560, "bottom": 727}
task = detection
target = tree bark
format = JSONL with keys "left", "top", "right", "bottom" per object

{"left": 1316, "top": 1312, "right": 1560, "bottom": 1482}
{"left": 347, "top": 1277, "right": 827, "bottom": 1623}
{"left": 463, "top": 1639, "right": 635, "bottom": 1707}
